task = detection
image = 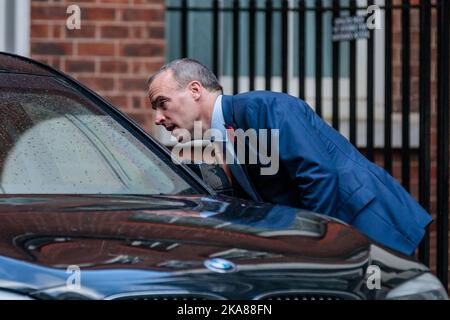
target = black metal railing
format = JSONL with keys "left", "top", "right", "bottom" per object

{"left": 166, "top": 0, "right": 449, "bottom": 290}
{"left": 436, "top": 0, "right": 449, "bottom": 290}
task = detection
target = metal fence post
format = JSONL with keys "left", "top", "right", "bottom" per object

{"left": 436, "top": 0, "right": 449, "bottom": 290}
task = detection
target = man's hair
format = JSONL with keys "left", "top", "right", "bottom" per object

{"left": 148, "top": 58, "right": 223, "bottom": 94}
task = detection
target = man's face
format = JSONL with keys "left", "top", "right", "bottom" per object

{"left": 148, "top": 70, "right": 201, "bottom": 141}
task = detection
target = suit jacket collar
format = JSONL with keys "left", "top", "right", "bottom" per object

{"left": 221, "top": 95, "right": 236, "bottom": 128}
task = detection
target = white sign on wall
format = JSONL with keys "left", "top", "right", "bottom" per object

{"left": 332, "top": 15, "right": 370, "bottom": 42}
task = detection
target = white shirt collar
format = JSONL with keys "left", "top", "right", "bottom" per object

{"left": 210, "top": 95, "right": 227, "bottom": 142}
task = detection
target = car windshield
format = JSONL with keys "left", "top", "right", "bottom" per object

{"left": 0, "top": 74, "right": 198, "bottom": 195}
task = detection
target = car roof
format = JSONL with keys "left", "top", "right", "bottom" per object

{"left": 0, "top": 52, "right": 56, "bottom": 77}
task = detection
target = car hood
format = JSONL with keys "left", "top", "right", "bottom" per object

{"left": 0, "top": 194, "right": 427, "bottom": 300}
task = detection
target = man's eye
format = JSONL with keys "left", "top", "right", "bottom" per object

{"left": 157, "top": 100, "right": 167, "bottom": 109}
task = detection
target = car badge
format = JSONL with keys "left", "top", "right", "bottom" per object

{"left": 204, "top": 258, "right": 237, "bottom": 273}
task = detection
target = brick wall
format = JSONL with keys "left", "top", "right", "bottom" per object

{"left": 30, "top": 0, "right": 166, "bottom": 134}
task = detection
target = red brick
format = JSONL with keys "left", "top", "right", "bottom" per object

{"left": 100, "top": 26, "right": 129, "bottom": 38}
{"left": 120, "top": 43, "right": 163, "bottom": 57}
{"left": 130, "top": 61, "right": 163, "bottom": 74}
{"left": 31, "top": 5, "right": 67, "bottom": 21}
{"left": 122, "top": 8, "right": 164, "bottom": 22}
{"left": 148, "top": 25, "right": 164, "bottom": 38}
{"left": 66, "top": 25, "right": 97, "bottom": 38}
{"left": 77, "top": 76, "right": 115, "bottom": 92}
{"left": 78, "top": 43, "right": 115, "bottom": 56}
{"left": 32, "top": 56, "right": 52, "bottom": 66}
{"left": 141, "top": 96, "right": 151, "bottom": 109}
{"left": 101, "top": 0, "right": 131, "bottom": 3}
{"left": 133, "top": 0, "right": 164, "bottom": 4}
{"left": 83, "top": 8, "right": 116, "bottom": 21}
{"left": 131, "top": 26, "right": 145, "bottom": 38}
{"left": 30, "top": 24, "right": 50, "bottom": 38}
{"left": 126, "top": 112, "right": 154, "bottom": 134}
{"left": 31, "top": 42, "right": 73, "bottom": 56}
{"left": 104, "top": 94, "right": 129, "bottom": 108}
{"left": 65, "top": 59, "right": 96, "bottom": 73}
{"left": 52, "top": 57, "right": 64, "bottom": 70}
{"left": 100, "top": 60, "right": 128, "bottom": 73}
{"left": 118, "top": 78, "right": 148, "bottom": 91}
{"left": 132, "top": 96, "right": 142, "bottom": 109}
{"left": 52, "top": 25, "right": 64, "bottom": 38}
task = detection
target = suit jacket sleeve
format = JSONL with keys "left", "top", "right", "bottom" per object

{"left": 237, "top": 94, "right": 340, "bottom": 215}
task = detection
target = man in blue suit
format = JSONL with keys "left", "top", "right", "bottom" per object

{"left": 148, "top": 58, "right": 432, "bottom": 256}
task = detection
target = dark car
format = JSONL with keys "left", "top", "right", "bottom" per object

{"left": 0, "top": 52, "right": 447, "bottom": 300}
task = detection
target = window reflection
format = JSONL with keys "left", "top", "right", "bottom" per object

{"left": 0, "top": 85, "right": 196, "bottom": 195}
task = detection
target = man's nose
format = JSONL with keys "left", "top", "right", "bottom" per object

{"left": 154, "top": 110, "right": 165, "bottom": 126}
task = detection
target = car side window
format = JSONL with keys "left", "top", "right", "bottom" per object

{"left": 0, "top": 75, "right": 198, "bottom": 195}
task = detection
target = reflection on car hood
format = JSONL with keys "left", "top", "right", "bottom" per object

{"left": 0, "top": 194, "right": 427, "bottom": 300}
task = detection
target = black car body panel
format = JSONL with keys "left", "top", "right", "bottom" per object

{"left": 0, "top": 194, "right": 427, "bottom": 300}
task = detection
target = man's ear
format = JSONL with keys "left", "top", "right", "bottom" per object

{"left": 188, "top": 81, "right": 202, "bottom": 101}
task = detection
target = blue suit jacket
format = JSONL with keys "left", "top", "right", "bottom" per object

{"left": 221, "top": 91, "right": 432, "bottom": 255}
